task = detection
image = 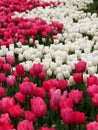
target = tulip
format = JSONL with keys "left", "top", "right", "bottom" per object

{"left": 31, "top": 97, "right": 47, "bottom": 117}
{"left": 6, "top": 75, "right": 16, "bottom": 87}
{"left": 17, "top": 120, "right": 34, "bottom": 130}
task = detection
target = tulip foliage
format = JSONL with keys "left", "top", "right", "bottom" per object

{"left": 0, "top": 0, "right": 98, "bottom": 130}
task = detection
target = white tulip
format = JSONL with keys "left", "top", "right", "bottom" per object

{"left": 18, "top": 54, "right": 23, "bottom": 61}
{"left": 43, "top": 61, "right": 50, "bottom": 70}
{"left": 68, "top": 76, "right": 75, "bottom": 87}
{"left": 63, "top": 70, "right": 70, "bottom": 79}
{"left": 50, "top": 62, "right": 57, "bottom": 71}
{"left": 83, "top": 73, "right": 89, "bottom": 83}
{"left": 87, "top": 66, "right": 97, "bottom": 75}
{"left": 47, "top": 69, "right": 52, "bottom": 76}
{"left": 56, "top": 73, "right": 64, "bottom": 80}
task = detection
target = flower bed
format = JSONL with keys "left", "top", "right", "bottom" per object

{"left": 0, "top": 0, "right": 98, "bottom": 130}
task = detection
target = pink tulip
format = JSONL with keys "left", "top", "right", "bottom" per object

{"left": 68, "top": 89, "right": 83, "bottom": 104}
{"left": 19, "top": 81, "right": 36, "bottom": 95}
{"left": 50, "top": 89, "right": 61, "bottom": 110}
{"left": 31, "top": 97, "right": 47, "bottom": 117}
{"left": 6, "top": 55, "right": 15, "bottom": 65}
{"left": 15, "top": 92, "right": 26, "bottom": 103}
{"left": 86, "top": 121, "right": 98, "bottom": 130}
{"left": 92, "top": 94, "right": 98, "bottom": 107}
{"left": 6, "top": 75, "right": 16, "bottom": 86}
{"left": 17, "top": 120, "right": 34, "bottom": 130}
{"left": 60, "top": 108, "right": 74, "bottom": 124}
{"left": 87, "top": 84, "right": 98, "bottom": 98}
{"left": 0, "top": 97, "right": 15, "bottom": 113}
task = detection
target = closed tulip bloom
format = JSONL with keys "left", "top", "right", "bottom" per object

{"left": 60, "top": 108, "right": 74, "bottom": 124}
{"left": 86, "top": 121, "right": 98, "bottom": 130}
{"left": 68, "top": 89, "right": 83, "bottom": 104}
{"left": 30, "top": 63, "right": 43, "bottom": 77}
{"left": 75, "top": 61, "right": 87, "bottom": 73}
{"left": 57, "top": 79, "right": 68, "bottom": 90}
{"left": 92, "top": 94, "right": 98, "bottom": 107}
{"left": 0, "top": 123, "right": 14, "bottom": 130}
{"left": 3, "top": 63, "right": 11, "bottom": 72}
{"left": 73, "top": 73, "right": 83, "bottom": 83}
{"left": 50, "top": 89, "right": 61, "bottom": 110}
{"left": 0, "top": 97, "right": 15, "bottom": 113}
{"left": 0, "top": 86, "right": 6, "bottom": 98}
{"left": 15, "top": 92, "right": 26, "bottom": 103}
{"left": 38, "top": 69, "right": 46, "bottom": 79}
{"left": 19, "top": 81, "right": 36, "bottom": 95}
{"left": 16, "top": 64, "right": 25, "bottom": 77}
{"left": 0, "top": 113, "right": 11, "bottom": 124}
{"left": 24, "top": 111, "right": 36, "bottom": 122}
{"left": 6, "top": 55, "right": 15, "bottom": 65}
{"left": 0, "top": 73, "right": 6, "bottom": 83}
{"left": 35, "top": 87, "right": 46, "bottom": 99}
{"left": 87, "top": 76, "right": 98, "bottom": 87}
{"left": 74, "top": 111, "right": 86, "bottom": 124}
{"left": 87, "top": 84, "right": 98, "bottom": 98}
{"left": 17, "top": 120, "right": 34, "bottom": 130}
{"left": 9, "top": 104, "right": 24, "bottom": 118}
{"left": 59, "top": 97, "right": 74, "bottom": 109}
{"left": 6, "top": 75, "right": 16, "bottom": 86}
{"left": 31, "top": 97, "right": 47, "bottom": 117}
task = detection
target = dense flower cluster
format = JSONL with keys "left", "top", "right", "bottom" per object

{"left": 0, "top": 0, "right": 98, "bottom": 130}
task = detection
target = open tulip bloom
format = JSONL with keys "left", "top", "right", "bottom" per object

{"left": 0, "top": 0, "right": 98, "bottom": 130}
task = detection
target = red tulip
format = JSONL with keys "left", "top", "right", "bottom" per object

{"left": 0, "top": 73, "right": 6, "bottom": 83}
{"left": 0, "top": 86, "right": 6, "bottom": 98}
{"left": 9, "top": 104, "right": 24, "bottom": 118}
{"left": 16, "top": 64, "right": 25, "bottom": 77}
{"left": 35, "top": 87, "right": 46, "bottom": 99}
{"left": 30, "top": 63, "right": 43, "bottom": 77}
{"left": 15, "top": 92, "right": 26, "bottom": 103}
{"left": 3, "top": 63, "right": 11, "bottom": 72}
{"left": 73, "top": 73, "right": 83, "bottom": 83}
{"left": 57, "top": 79, "right": 68, "bottom": 90}
{"left": 24, "top": 111, "right": 36, "bottom": 122}
{"left": 74, "top": 111, "right": 86, "bottom": 124}
{"left": 74, "top": 61, "right": 87, "bottom": 73}
{"left": 87, "top": 76, "right": 98, "bottom": 86}
{"left": 59, "top": 97, "right": 74, "bottom": 109}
